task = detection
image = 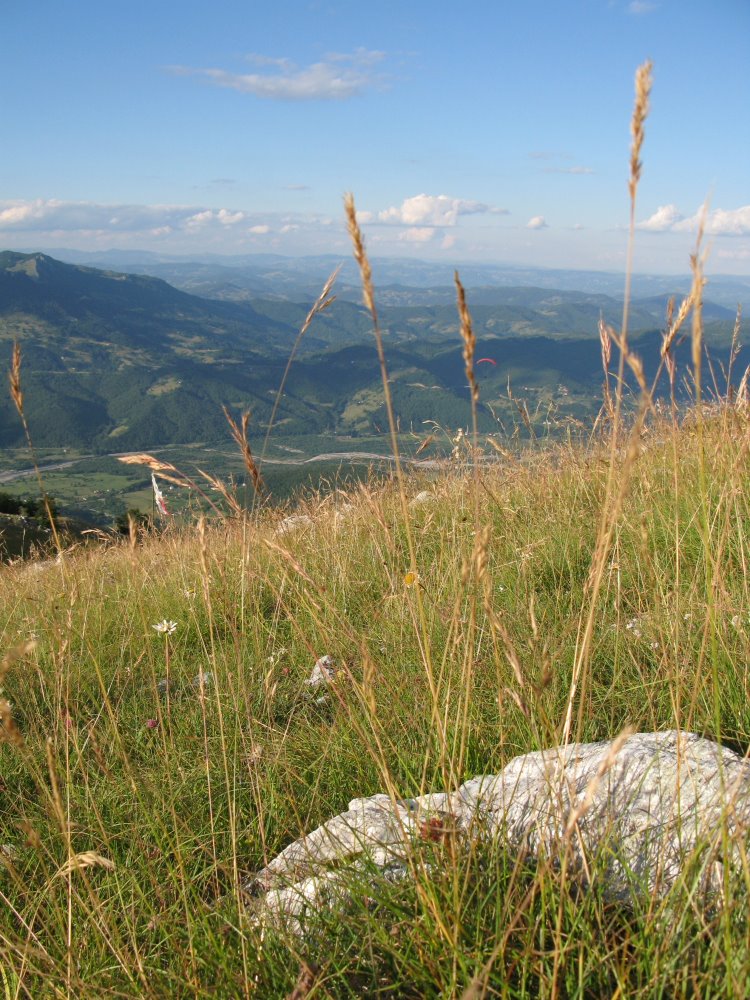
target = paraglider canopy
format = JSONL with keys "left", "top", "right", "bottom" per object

{"left": 477, "top": 358, "right": 497, "bottom": 366}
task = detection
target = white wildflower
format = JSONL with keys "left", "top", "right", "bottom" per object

{"left": 153, "top": 620, "right": 178, "bottom": 636}
{"left": 625, "top": 619, "right": 642, "bottom": 639}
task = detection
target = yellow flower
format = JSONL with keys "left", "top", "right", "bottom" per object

{"left": 403, "top": 571, "right": 418, "bottom": 588}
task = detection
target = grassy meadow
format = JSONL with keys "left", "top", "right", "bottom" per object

{"left": 2, "top": 62, "right": 750, "bottom": 998}
{"left": 1, "top": 399, "right": 750, "bottom": 997}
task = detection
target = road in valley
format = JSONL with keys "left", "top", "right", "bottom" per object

{"left": 0, "top": 447, "right": 450, "bottom": 487}
{"left": 0, "top": 460, "right": 81, "bottom": 484}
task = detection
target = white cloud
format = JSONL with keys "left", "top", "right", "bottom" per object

{"left": 378, "top": 193, "right": 507, "bottom": 227}
{"left": 0, "top": 201, "right": 44, "bottom": 225}
{"left": 527, "top": 216, "right": 548, "bottom": 229}
{"left": 217, "top": 208, "right": 245, "bottom": 225}
{"left": 185, "top": 210, "right": 217, "bottom": 229}
{"left": 628, "top": 1, "right": 657, "bottom": 13}
{"left": 398, "top": 227, "right": 435, "bottom": 243}
{"left": 440, "top": 234, "right": 457, "bottom": 250}
{"left": 0, "top": 198, "right": 272, "bottom": 240}
{"left": 637, "top": 204, "right": 683, "bottom": 231}
{"left": 169, "top": 49, "right": 385, "bottom": 101}
{"left": 693, "top": 205, "right": 750, "bottom": 236}
{"left": 355, "top": 210, "right": 374, "bottom": 224}
{"left": 0, "top": 198, "right": 370, "bottom": 256}
{"left": 244, "top": 54, "right": 294, "bottom": 70}
{"left": 0, "top": 199, "right": 198, "bottom": 232}
{"left": 542, "top": 166, "right": 594, "bottom": 175}
{"left": 638, "top": 203, "right": 750, "bottom": 236}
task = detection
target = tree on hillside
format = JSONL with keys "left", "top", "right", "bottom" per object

{"left": 20, "top": 495, "right": 59, "bottom": 523}
{"left": 0, "top": 492, "right": 22, "bottom": 515}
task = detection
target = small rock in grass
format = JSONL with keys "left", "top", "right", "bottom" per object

{"left": 275, "top": 515, "right": 313, "bottom": 536}
{"left": 0, "top": 844, "right": 19, "bottom": 863}
{"left": 304, "top": 655, "right": 337, "bottom": 689}
{"left": 410, "top": 490, "right": 435, "bottom": 507}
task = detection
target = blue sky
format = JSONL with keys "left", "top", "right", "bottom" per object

{"left": 2, "top": 0, "right": 748, "bottom": 274}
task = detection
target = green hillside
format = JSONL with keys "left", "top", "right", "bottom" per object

{"left": 1, "top": 251, "right": 743, "bottom": 460}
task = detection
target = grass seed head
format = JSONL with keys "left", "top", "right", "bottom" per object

{"left": 629, "top": 59, "right": 653, "bottom": 200}
{"left": 344, "top": 193, "right": 376, "bottom": 319}
{"left": 9, "top": 341, "right": 23, "bottom": 416}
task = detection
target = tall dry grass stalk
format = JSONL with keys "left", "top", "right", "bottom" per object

{"left": 660, "top": 291, "right": 694, "bottom": 361}
{"left": 344, "top": 192, "right": 451, "bottom": 782}
{"left": 598, "top": 317, "right": 613, "bottom": 423}
{"left": 344, "top": 196, "right": 407, "bottom": 507}
{"left": 614, "top": 59, "right": 653, "bottom": 435}
{"left": 562, "top": 59, "right": 653, "bottom": 745}
{"left": 628, "top": 61, "right": 652, "bottom": 203}
{"left": 684, "top": 215, "right": 725, "bottom": 736}
{"left": 727, "top": 303, "right": 743, "bottom": 393}
{"left": 0, "top": 641, "right": 35, "bottom": 748}
{"left": 8, "top": 340, "right": 23, "bottom": 416}
{"left": 455, "top": 273, "right": 481, "bottom": 526}
{"left": 258, "top": 268, "right": 339, "bottom": 474}
{"left": 689, "top": 213, "right": 708, "bottom": 400}
{"left": 7, "top": 342, "right": 63, "bottom": 554}
{"left": 660, "top": 291, "right": 694, "bottom": 417}
{"left": 117, "top": 452, "right": 227, "bottom": 518}
{"left": 455, "top": 274, "right": 479, "bottom": 412}
{"left": 222, "top": 407, "right": 264, "bottom": 498}
{"left": 737, "top": 357, "right": 750, "bottom": 409}
{"left": 343, "top": 195, "right": 403, "bottom": 485}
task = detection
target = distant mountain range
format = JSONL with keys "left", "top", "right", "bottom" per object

{"left": 0, "top": 250, "right": 745, "bottom": 453}
{"left": 27, "top": 247, "right": 750, "bottom": 310}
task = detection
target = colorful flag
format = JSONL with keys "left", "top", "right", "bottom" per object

{"left": 151, "top": 474, "right": 170, "bottom": 516}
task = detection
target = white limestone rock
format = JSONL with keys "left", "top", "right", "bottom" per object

{"left": 247, "top": 731, "right": 750, "bottom": 931}
{"left": 304, "top": 655, "right": 337, "bottom": 689}
{"left": 274, "top": 514, "right": 313, "bottom": 536}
